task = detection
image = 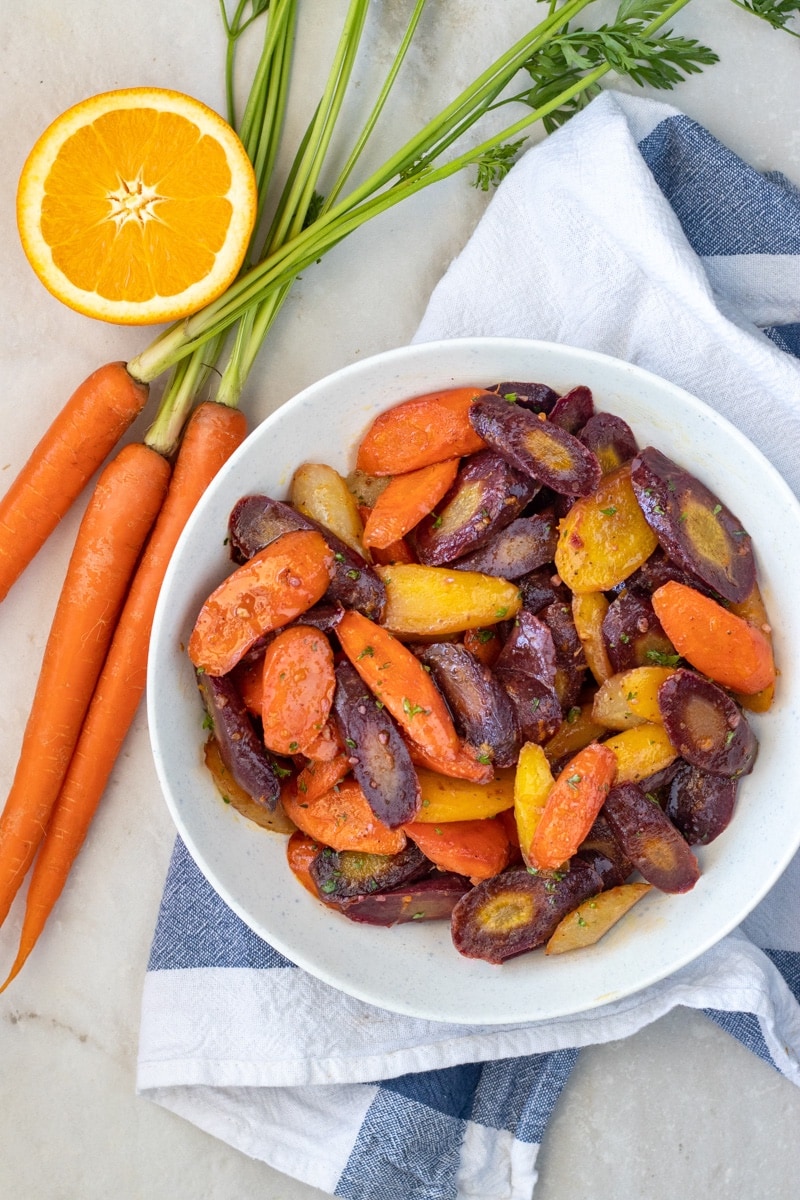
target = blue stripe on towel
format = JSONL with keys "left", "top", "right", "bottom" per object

{"left": 764, "top": 949, "right": 800, "bottom": 1003}
{"left": 336, "top": 1051, "right": 577, "bottom": 1200}
{"left": 638, "top": 115, "right": 800, "bottom": 257}
{"left": 765, "top": 323, "right": 800, "bottom": 357}
{"left": 148, "top": 837, "right": 295, "bottom": 971}
{"left": 704, "top": 1009, "right": 774, "bottom": 1068}
{"left": 337, "top": 1083, "right": 465, "bottom": 1200}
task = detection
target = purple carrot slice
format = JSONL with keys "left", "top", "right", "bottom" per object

{"left": 332, "top": 659, "right": 421, "bottom": 828}
{"left": 196, "top": 669, "right": 280, "bottom": 811}
{"left": 469, "top": 394, "right": 602, "bottom": 497}
{"left": 451, "top": 859, "right": 603, "bottom": 963}
{"left": 630, "top": 447, "right": 755, "bottom": 603}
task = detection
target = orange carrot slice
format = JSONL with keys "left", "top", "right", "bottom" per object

{"left": 651, "top": 580, "right": 775, "bottom": 695}
{"left": 188, "top": 529, "right": 334, "bottom": 675}
{"left": 462, "top": 626, "right": 502, "bottom": 668}
{"left": 336, "top": 609, "right": 461, "bottom": 761}
{"left": 260, "top": 626, "right": 336, "bottom": 756}
{"left": 302, "top": 721, "right": 345, "bottom": 763}
{"left": 404, "top": 737, "right": 494, "bottom": 784}
{"left": 529, "top": 742, "right": 618, "bottom": 871}
{"left": 282, "top": 776, "right": 406, "bottom": 854}
{"left": 404, "top": 818, "right": 512, "bottom": 882}
{"left": 295, "top": 754, "right": 352, "bottom": 804}
{"left": 363, "top": 459, "right": 459, "bottom": 550}
{"left": 356, "top": 388, "right": 489, "bottom": 475}
{"left": 286, "top": 831, "right": 326, "bottom": 898}
{"left": 230, "top": 654, "right": 265, "bottom": 717}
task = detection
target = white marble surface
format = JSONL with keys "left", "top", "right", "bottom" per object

{"left": 1, "top": 3, "right": 800, "bottom": 1197}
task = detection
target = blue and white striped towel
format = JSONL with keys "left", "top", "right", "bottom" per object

{"left": 137, "top": 92, "right": 800, "bottom": 1199}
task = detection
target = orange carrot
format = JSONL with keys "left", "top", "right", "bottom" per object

{"left": 0, "top": 441, "right": 170, "bottom": 929}
{"left": 188, "top": 529, "right": 334, "bottom": 675}
{"left": 529, "top": 742, "right": 617, "bottom": 871}
{"left": 357, "top": 505, "right": 416, "bottom": 565}
{"left": 355, "top": 387, "right": 489, "bottom": 475}
{"left": 362, "top": 458, "right": 459, "bottom": 550}
{"left": 404, "top": 737, "right": 494, "bottom": 784}
{"left": 0, "top": 362, "right": 149, "bottom": 602}
{"left": 295, "top": 753, "right": 352, "bottom": 803}
{"left": 729, "top": 585, "right": 775, "bottom": 712}
{"left": 286, "top": 831, "right": 327, "bottom": 898}
{"left": 261, "top": 626, "right": 336, "bottom": 756}
{"left": 404, "top": 817, "right": 512, "bottom": 882}
{"left": 370, "top": 536, "right": 416, "bottom": 566}
{"left": 302, "top": 720, "right": 345, "bottom": 763}
{"left": 282, "top": 776, "right": 407, "bottom": 854}
{"left": 462, "top": 627, "right": 501, "bottom": 668}
{"left": 230, "top": 652, "right": 266, "bottom": 717}
{"left": 336, "top": 608, "right": 461, "bottom": 761}
{"left": 0, "top": 402, "right": 246, "bottom": 989}
{"left": 651, "top": 580, "right": 776, "bottom": 695}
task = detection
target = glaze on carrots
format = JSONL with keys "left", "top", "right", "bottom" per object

{"left": 362, "top": 458, "right": 459, "bottom": 550}
{"left": 336, "top": 608, "right": 461, "bottom": 762}
{"left": 188, "top": 528, "right": 334, "bottom": 676}
{"left": 528, "top": 742, "right": 618, "bottom": 872}
{"left": 355, "top": 387, "right": 488, "bottom": 476}
{"left": 651, "top": 580, "right": 776, "bottom": 696}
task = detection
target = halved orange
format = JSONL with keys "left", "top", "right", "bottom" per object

{"left": 16, "top": 87, "right": 257, "bottom": 326}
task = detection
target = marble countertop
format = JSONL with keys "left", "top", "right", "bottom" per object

{"left": 2, "top": 3, "right": 800, "bottom": 1197}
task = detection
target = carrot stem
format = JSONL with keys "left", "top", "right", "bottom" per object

{"left": 0, "top": 442, "right": 170, "bottom": 928}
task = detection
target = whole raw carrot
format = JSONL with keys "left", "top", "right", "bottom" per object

{"left": 0, "top": 362, "right": 149, "bottom": 602}
{"left": 0, "top": 440, "right": 170, "bottom": 928}
{"left": 0, "top": 402, "right": 246, "bottom": 988}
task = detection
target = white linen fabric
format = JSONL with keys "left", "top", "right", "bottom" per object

{"left": 137, "top": 91, "right": 800, "bottom": 1200}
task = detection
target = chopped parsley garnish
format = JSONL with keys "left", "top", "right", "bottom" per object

{"left": 645, "top": 649, "right": 682, "bottom": 667}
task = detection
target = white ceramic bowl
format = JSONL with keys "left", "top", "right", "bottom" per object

{"left": 147, "top": 338, "right": 800, "bottom": 1024}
